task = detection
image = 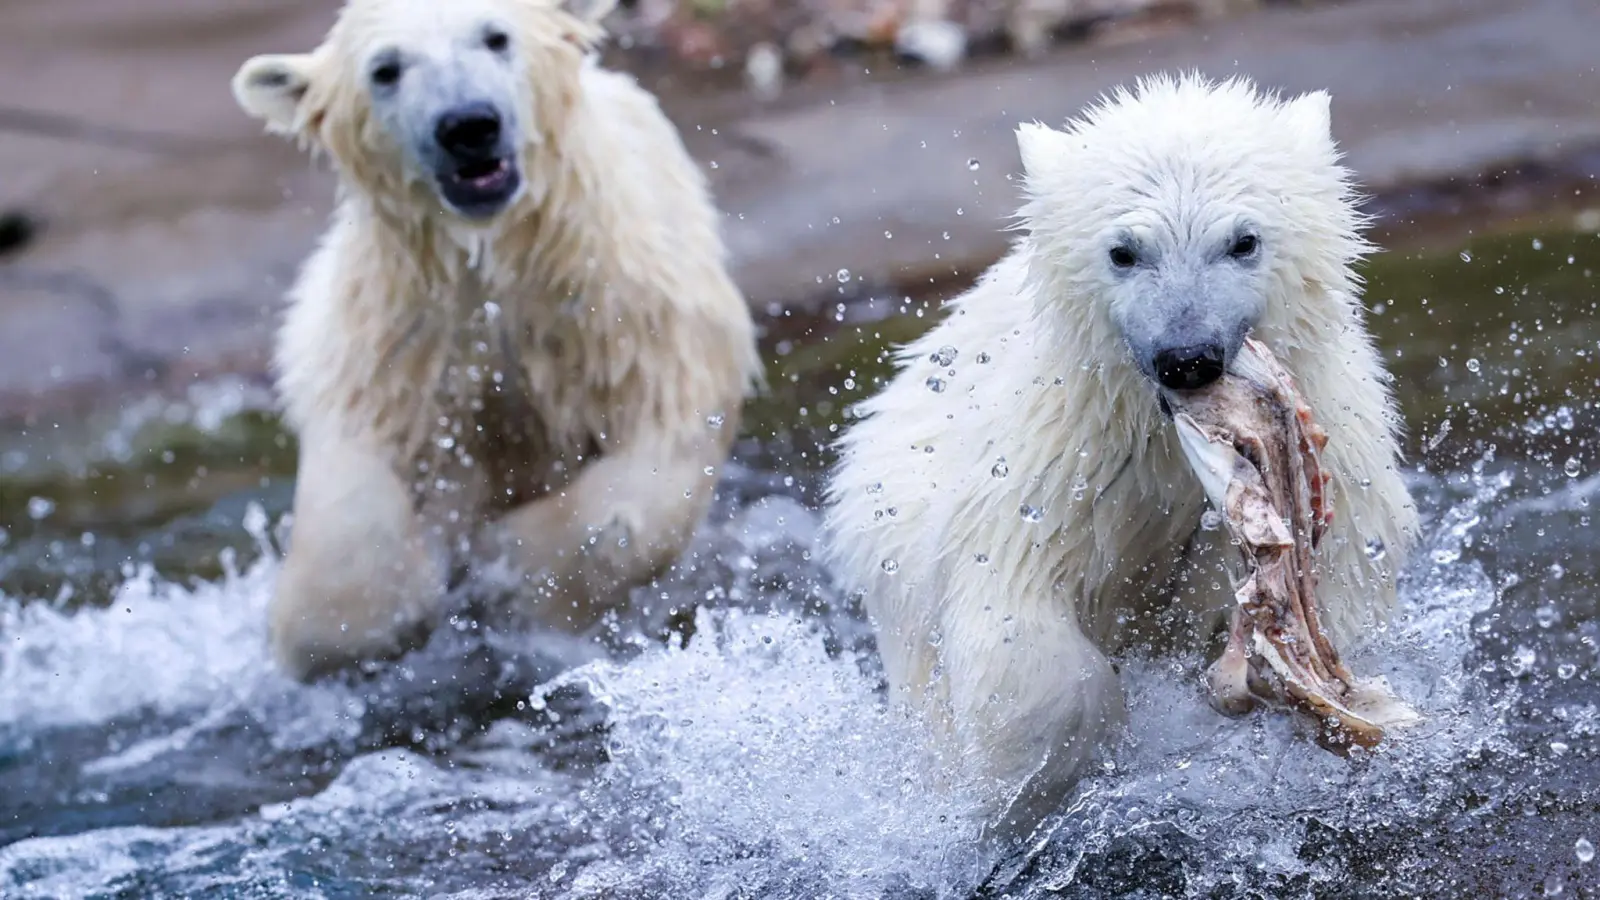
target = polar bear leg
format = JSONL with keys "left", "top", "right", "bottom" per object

{"left": 934, "top": 603, "right": 1126, "bottom": 842}
{"left": 476, "top": 441, "right": 722, "bottom": 631}
{"left": 271, "top": 430, "right": 446, "bottom": 681}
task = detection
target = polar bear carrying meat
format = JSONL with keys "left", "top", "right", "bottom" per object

{"left": 232, "top": 0, "right": 762, "bottom": 681}
{"left": 824, "top": 73, "right": 1420, "bottom": 839}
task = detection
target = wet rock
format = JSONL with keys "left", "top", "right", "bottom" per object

{"left": 607, "top": 0, "right": 1270, "bottom": 82}
{"left": 895, "top": 19, "right": 968, "bottom": 70}
{"left": 744, "top": 40, "right": 785, "bottom": 98}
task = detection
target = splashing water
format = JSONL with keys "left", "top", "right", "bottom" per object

{"left": 0, "top": 457, "right": 1593, "bottom": 898}
{"left": 982, "top": 466, "right": 1521, "bottom": 898}
{"left": 545, "top": 609, "right": 992, "bottom": 899}
{"left": 0, "top": 512, "right": 362, "bottom": 754}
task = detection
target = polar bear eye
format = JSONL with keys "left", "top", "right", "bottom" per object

{"left": 370, "top": 55, "right": 403, "bottom": 88}
{"left": 1230, "top": 234, "right": 1259, "bottom": 259}
{"left": 483, "top": 28, "right": 511, "bottom": 53}
{"left": 1108, "top": 245, "right": 1137, "bottom": 269}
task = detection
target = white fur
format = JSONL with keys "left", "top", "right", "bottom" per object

{"left": 233, "top": 0, "right": 762, "bottom": 680}
{"left": 823, "top": 73, "right": 1419, "bottom": 838}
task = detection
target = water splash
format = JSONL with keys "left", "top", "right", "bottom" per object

{"left": 546, "top": 608, "right": 993, "bottom": 899}
{"left": 982, "top": 465, "right": 1525, "bottom": 897}
{"left": 0, "top": 508, "right": 359, "bottom": 754}
{"left": 0, "top": 462, "right": 1591, "bottom": 898}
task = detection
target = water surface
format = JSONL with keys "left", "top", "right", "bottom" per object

{"left": 1, "top": 219, "right": 1598, "bottom": 898}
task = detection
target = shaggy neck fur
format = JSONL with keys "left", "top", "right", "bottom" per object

{"left": 279, "top": 72, "right": 680, "bottom": 477}
{"left": 941, "top": 216, "right": 1402, "bottom": 653}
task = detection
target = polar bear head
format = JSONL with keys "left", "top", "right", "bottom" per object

{"left": 232, "top": 0, "right": 617, "bottom": 222}
{"left": 1016, "top": 73, "right": 1370, "bottom": 392}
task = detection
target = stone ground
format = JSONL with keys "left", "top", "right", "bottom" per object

{"left": 0, "top": 0, "right": 1597, "bottom": 423}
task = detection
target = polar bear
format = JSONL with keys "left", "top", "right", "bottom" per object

{"left": 231, "top": 0, "right": 762, "bottom": 681}
{"left": 823, "top": 73, "right": 1420, "bottom": 838}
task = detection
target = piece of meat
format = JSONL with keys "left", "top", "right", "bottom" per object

{"left": 1166, "top": 338, "right": 1420, "bottom": 753}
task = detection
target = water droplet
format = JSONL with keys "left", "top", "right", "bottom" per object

{"left": 1071, "top": 475, "right": 1088, "bottom": 501}
{"left": 1438, "top": 356, "right": 1449, "bottom": 368}
{"left": 1536, "top": 604, "right": 1559, "bottom": 628}
{"left": 706, "top": 413, "right": 726, "bottom": 429}
{"left": 1508, "top": 645, "right": 1538, "bottom": 677}
{"left": 1577, "top": 837, "right": 1595, "bottom": 864}
{"left": 974, "top": 553, "right": 990, "bottom": 565}
{"left": 836, "top": 268, "right": 851, "bottom": 283}
{"left": 976, "top": 352, "right": 991, "bottom": 364}
{"left": 1459, "top": 250, "right": 1473, "bottom": 263}
{"left": 930, "top": 345, "right": 959, "bottom": 367}
{"left": 925, "top": 376, "right": 946, "bottom": 393}
{"left": 26, "top": 497, "right": 54, "bottom": 521}
{"left": 1564, "top": 457, "right": 1583, "bottom": 478}
{"left": 884, "top": 230, "right": 894, "bottom": 239}
{"left": 1200, "top": 509, "right": 1223, "bottom": 531}
{"left": 991, "top": 458, "right": 1010, "bottom": 478}
{"left": 1558, "top": 662, "right": 1578, "bottom": 680}
{"left": 928, "top": 630, "right": 944, "bottom": 647}
{"left": 1532, "top": 237, "right": 1544, "bottom": 251}
{"left": 436, "top": 435, "right": 455, "bottom": 450}
{"left": 1465, "top": 358, "right": 1481, "bottom": 373}
{"left": 867, "top": 482, "right": 884, "bottom": 495}
{"left": 1019, "top": 503, "right": 1045, "bottom": 523}
{"left": 881, "top": 558, "right": 900, "bottom": 574}
{"left": 967, "top": 158, "right": 980, "bottom": 171}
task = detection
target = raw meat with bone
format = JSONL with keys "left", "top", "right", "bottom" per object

{"left": 1166, "top": 338, "right": 1420, "bottom": 753}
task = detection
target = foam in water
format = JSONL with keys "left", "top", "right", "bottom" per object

{"left": 546, "top": 607, "right": 995, "bottom": 899}
{"left": 0, "top": 506, "right": 367, "bottom": 758}
{"left": 0, "top": 465, "right": 1534, "bottom": 898}
{"left": 982, "top": 466, "right": 1517, "bottom": 896}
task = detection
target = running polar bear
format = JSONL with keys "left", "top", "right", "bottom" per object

{"left": 824, "top": 73, "right": 1420, "bottom": 838}
{"left": 232, "top": 0, "right": 762, "bottom": 680}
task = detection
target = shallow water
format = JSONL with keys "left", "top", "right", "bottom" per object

{"left": 1, "top": 221, "right": 1598, "bottom": 898}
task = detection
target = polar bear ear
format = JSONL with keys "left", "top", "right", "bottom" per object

{"left": 560, "top": 0, "right": 619, "bottom": 27}
{"left": 1015, "top": 122, "right": 1071, "bottom": 185}
{"left": 1285, "top": 90, "right": 1334, "bottom": 144}
{"left": 233, "top": 54, "right": 316, "bottom": 136}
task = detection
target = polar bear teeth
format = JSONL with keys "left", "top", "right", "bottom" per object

{"left": 455, "top": 158, "right": 509, "bottom": 186}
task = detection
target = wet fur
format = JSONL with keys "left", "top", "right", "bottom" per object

{"left": 823, "top": 73, "right": 1421, "bottom": 840}
{"left": 232, "top": 0, "right": 763, "bottom": 681}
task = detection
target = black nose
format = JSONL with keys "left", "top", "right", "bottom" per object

{"left": 1153, "top": 343, "right": 1226, "bottom": 391}
{"left": 435, "top": 103, "right": 501, "bottom": 157}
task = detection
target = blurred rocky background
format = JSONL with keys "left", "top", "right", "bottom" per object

{"left": 0, "top": 0, "right": 1596, "bottom": 429}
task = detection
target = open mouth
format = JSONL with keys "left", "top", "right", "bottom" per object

{"left": 437, "top": 157, "right": 521, "bottom": 218}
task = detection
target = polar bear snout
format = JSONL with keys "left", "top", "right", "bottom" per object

{"left": 436, "top": 102, "right": 503, "bottom": 157}
{"left": 1153, "top": 342, "right": 1226, "bottom": 391}
{"left": 431, "top": 101, "right": 522, "bottom": 219}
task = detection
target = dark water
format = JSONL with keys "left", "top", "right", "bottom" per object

{"left": 1, "top": 221, "right": 1598, "bottom": 898}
